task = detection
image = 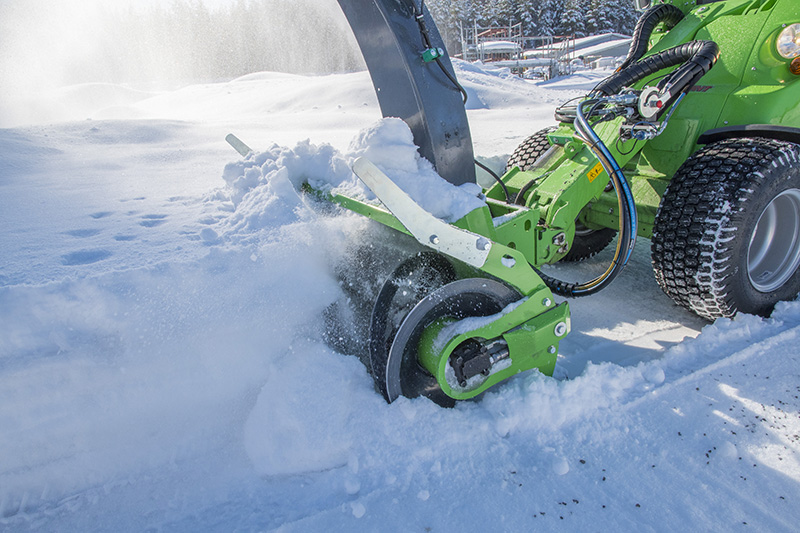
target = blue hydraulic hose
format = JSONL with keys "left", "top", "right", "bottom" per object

{"left": 535, "top": 97, "right": 641, "bottom": 297}
{"left": 576, "top": 100, "right": 638, "bottom": 264}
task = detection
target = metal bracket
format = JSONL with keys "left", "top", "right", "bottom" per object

{"left": 352, "top": 157, "right": 491, "bottom": 267}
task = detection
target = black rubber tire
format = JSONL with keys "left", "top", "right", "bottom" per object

{"left": 563, "top": 223, "right": 618, "bottom": 263}
{"left": 651, "top": 137, "right": 800, "bottom": 320}
{"left": 506, "top": 126, "right": 558, "bottom": 173}
{"left": 507, "top": 126, "right": 617, "bottom": 262}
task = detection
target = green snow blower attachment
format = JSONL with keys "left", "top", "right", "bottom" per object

{"left": 276, "top": 0, "right": 800, "bottom": 406}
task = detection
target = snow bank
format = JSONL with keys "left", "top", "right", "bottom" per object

{"left": 219, "top": 118, "right": 485, "bottom": 226}
{"left": 2, "top": 64, "right": 798, "bottom": 532}
{"left": 453, "top": 59, "right": 600, "bottom": 110}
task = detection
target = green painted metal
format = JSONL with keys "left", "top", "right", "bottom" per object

{"left": 317, "top": 177, "right": 569, "bottom": 398}
{"left": 312, "top": 0, "right": 800, "bottom": 403}
{"left": 417, "top": 299, "right": 569, "bottom": 400}
{"left": 511, "top": 0, "right": 800, "bottom": 244}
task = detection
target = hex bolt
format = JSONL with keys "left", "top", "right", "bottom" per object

{"left": 547, "top": 345, "right": 557, "bottom": 354}
{"left": 430, "top": 235, "right": 440, "bottom": 245}
{"left": 554, "top": 322, "right": 568, "bottom": 337}
{"left": 542, "top": 298, "right": 552, "bottom": 307}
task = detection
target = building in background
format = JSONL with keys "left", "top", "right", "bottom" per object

{"left": 461, "top": 24, "right": 631, "bottom": 79}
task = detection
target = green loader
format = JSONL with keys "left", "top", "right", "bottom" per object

{"left": 275, "top": 0, "right": 800, "bottom": 405}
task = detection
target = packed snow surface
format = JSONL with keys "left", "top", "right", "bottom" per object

{"left": 1, "top": 61, "right": 798, "bottom": 532}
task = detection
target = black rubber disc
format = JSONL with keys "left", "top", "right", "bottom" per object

{"left": 372, "top": 275, "right": 520, "bottom": 407}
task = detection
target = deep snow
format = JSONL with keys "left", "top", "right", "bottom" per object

{"left": 1, "top": 61, "right": 798, "bottom": 532}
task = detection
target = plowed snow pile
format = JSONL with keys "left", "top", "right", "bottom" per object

{"left": 1, "top": 62, "right": 798, "bottom": 532}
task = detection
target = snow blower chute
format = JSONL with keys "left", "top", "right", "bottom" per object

{"left": 250, "top": 0, "right": 800, "bottom": 406}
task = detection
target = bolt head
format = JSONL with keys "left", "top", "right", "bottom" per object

{"left": 548, "top": 345, "right": 557, "bottom": 354}
{"left": 542, "top": 298, "right": 552, "bottom": 307}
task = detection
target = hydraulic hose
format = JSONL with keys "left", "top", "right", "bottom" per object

{"left": 617, "top": 4, "right": 685, "bottom": 72}
{"left": 474, "top": 159, "right": 511, "bottom": 203}
{"left": 653, "top": 41, "right": 720, "bottom": 94}
{"left": 535, "top": 98, "right": 638, "bottom": 298}
{"left": 544, "top": 36, "right": 719, "bottom": 296}
{"left": 538, "top": 6, "right": 720, "bottom": 296}
{"left": 557, "top": 40, "right": 718, "bottom": 124}
{"left": 413, "top": 0, "right": 468, "bottom": 104}
{"left": 593, "top": 40, "right": 720, "bottom": 99}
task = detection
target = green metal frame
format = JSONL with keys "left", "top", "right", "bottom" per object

{"left": 308, "top": 0, "right": 799, "bottom": 402}
{"left": 576, "top": 0, "right": 800, "bottom": 239}
{"left": 318, "top": 186, "right": 570, "bottom": 400}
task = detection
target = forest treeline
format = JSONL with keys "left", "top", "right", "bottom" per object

{"left": 426, "top": 0, "right": 638, "bottom": 50}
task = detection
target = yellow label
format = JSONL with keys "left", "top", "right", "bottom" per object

{"left": 587, "top": 162, "right": 604, "bottom": 183}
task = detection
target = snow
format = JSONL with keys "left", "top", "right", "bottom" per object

{"left": 1, "top": 57, "right": 799, "bottom": 533}
{"left": 478, "top": 41, "right": 522, "bottom": 53}
{"left": 574, "top": 38, "right": 632, "bottom": 59}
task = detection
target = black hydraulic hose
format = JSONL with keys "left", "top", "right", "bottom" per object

{"left": 655, "top": 41, "right": 720, "bottom": 94}
{"left": 592, "top": 40, "right": 720, "bottom": 99}
{"left": 514, "top": 177, "right": 541, "bottom": 205}
{"left": 532, "top": 99, "right": 637, "bottom": 298}
{"left": 413, "top": 0, "right": 469, "bottom": 104}
{"left": 533, "top": 146, "right": 634, "bottom": 297}
{"left": 474, "top": 159, "right": 511, "bottom": 204}
{"left": 617, "top": 4, "right": 685, "bottom": 72}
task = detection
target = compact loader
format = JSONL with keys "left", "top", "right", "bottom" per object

{"left": 261, "top": 0, "right": 800, "bottom": 405}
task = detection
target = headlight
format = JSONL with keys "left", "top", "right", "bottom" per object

{"left": 777, "top": 23, "right": 800, "bottom": 59}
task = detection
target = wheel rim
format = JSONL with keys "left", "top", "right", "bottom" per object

{"left": 573, "top": 222, "right": 596, "bottom": 237}
{"left": 747, "top": 188, "right": 800, "bottom": 293}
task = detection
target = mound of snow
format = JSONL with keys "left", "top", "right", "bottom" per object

{"left": 220, "top": 118, "right": 485, "bottom": 226}
{"left": 3, "top": 62, "right": 799, "bottom": 532}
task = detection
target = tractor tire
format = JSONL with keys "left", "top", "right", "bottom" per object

{"left": 507, "top": 126, "right": 616, "bottom": 262}
{"left": 506, "top": 126, "right": 558, "bottom": 172}
{"left": 567, "top": 222, "right": 618, "bottom": 262}
{"left": 651, "top": 137, "right": 800, "bottom": 320}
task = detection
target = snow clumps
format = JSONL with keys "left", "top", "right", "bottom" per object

{"left": 347, "top": 118, "right": 485, "bottom": 222}
{"left": 219, "top": 118, "right": 486, "bottom": 235}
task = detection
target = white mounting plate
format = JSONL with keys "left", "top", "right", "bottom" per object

{"left": 352, "top": 157, "right": 491, "bottom": 268}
